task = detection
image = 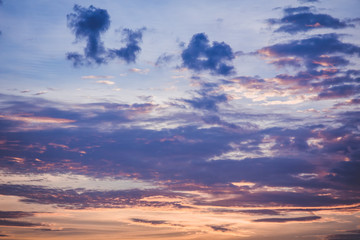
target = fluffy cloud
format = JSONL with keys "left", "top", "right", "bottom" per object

{"left": 268, "top": 6, "right": 352, "bottom": 34}
{"left": 66, "top": 5, "right": 145, "bottom": 67}
{"left": 181, "top": 33, "right": 235, "bottom": 76}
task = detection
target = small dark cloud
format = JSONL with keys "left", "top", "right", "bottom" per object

{"left": 0, "top": 219, "right": 43, "bottom": 227}
{"left": 184, "top": 93, "right": 228, "bottom": 112}
{"left": 326, "top": 230, "right": 360, "bottom": 240}
{"left": 208, "top": 224, "right": 231, "bottom": 232}
{"left": 108, "top": 28, "right": 146, "bottom": 63}
{"left": 66, "top": 5, "right": 110, "bottom": 66}
{"left": 253, "top": 215, "right": 321, "bottom": 223}
{"left": 131, "top": 218, "right": 167, "bottom": 225}
{"left": 181, "top": 33, "right": 235, "bottom": 76}
{"left": 155, "top": 53, "right": 175, "bottom": 66}
{"left": 211, "top": 208, "right": 281, "bottom": 215}
{"left": 0, "top": 211, "right": 34, "bottom": 218}
{"left": 269, "top": 6, "right": 351, "bottom": 34}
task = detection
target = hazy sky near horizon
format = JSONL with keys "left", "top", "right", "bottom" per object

{"left": 0, "top": 0, "right": 360, "bottom": 239}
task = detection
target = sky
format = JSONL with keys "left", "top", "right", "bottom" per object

{"left": 0, "top": 0, "right": 360, "bottom": 239}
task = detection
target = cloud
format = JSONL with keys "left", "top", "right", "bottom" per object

{"left": 326, "top": 230, "right": 360, "bottom": 240}
{"left": 66, "top": 5, "right": 110, "bottom": 66}
{"left": 66, "top": 5, "right": 145, "bottom": 67}
{"left": 108, "top": 28, "right": 146, "bottom": 63}
{"left": 156, "top": 53, "right": 175, "bottom": 66}
{"left": 317, "top": 85, "right": 360, "bottom": 99}
{"left": 129, "top": 67, "right": 149, "bottom": 74}
{"left": 0, "top": 184, "right": 187, "bottom": 209}
{"left": 256, "top": 33, "right": 360, "bottom": 100}
{"left": 181, "top": 33, "right": 235, "bottom": 76}
{"left": 1, "top": 94, "right": 360, "bottom": 209}
{"left": 96, "top": 80, "right": 115, "bottom": 85}
{"left": 253, "top": 215, "right": 321, "bottom": 223}
{"left": 0, "top": 211, "right": 34, "bottom": 218}
{"left": 184, "top": 93, "right": 228, "bottom": 112}
{"left": 0, "top": 219, "right": 43, "bottom": 227}
{"left": 208, "top": 224, "right": 231, "bottom": 232}
{"left": 131, "top": 218, "right": 167, "bottom": 225}
{"left": 268, "top": 6, "right": 352, "bottom": 34}
{"left": 182, "top": 82, "right": 229, "bottom": 112}
{"left": 259, "top": 34, "right": 360, "bottom": 59}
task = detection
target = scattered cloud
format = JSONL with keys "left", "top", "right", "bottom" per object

{"left": 0, "top": 219, "right": 43, "bottom": 227}
{"left": 129, "top": 68, "right": 150, "bottom": 74}
{"left": 108, "top": 28, "right": 146, "bottom": 63}
{"left": 131, "top": 218, "right": 167, "bottom": 225}
{"left": 253, "top": 215, "right": 321, "bottom": 223}
{"left": 96, "top": 80, "right": 115, "bottom": 85}
{"left": 66, "top": 5, "right": 145, "bottom": 67}
{"left": 0, "top": 211, "right": 34, "bottom": 218}
{"left": 156, "top": 53, "right": 175, "bottom": 66}
{"left": 268, "top": 7, "right": 352, "bottom": 34}
{"left": 326, "top": 230, "right": 360, "bottom": 240}
{"left": 66, "top": 5, "right": 110, "bottom": 66}
{"left": 181, "top": 33, "right": 235, "bottom": 76}
{"left": 259, "top": 34, "right": 360, "bottom": 60}
{"left": 208, "top": 224, "right": 231, "bottom": 232}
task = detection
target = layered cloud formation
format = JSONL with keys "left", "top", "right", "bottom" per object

{"left": 1, "top": 1, "right": 360, "bottom": 239}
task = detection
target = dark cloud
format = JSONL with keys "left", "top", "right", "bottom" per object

{"left": 0, "top": 184, "right": 189, "bottom": 209}
{"left": 0, "top": 219, "right": 42, "bottom": 227}
{"left": 67, "top": 5, "right": 110, "bottom": 66}
{"left": 318, "top": 85, "right": 360, "bottom": 99}
{"left": 328, "top": 161, "right": 360, "bottom": 188}
{"left": 182, "top": 82, "right": 229, "bottom": 112}
{"left": 181, "top": 33, "right": 235, "bottom": 76}
{"left": 326, "top": 230, "right": 360, "bottom": 240}
{"left": 1, "top": 94, "right": 360, "bottom": 209}
{"left": 260, "top": 34, "right": 360, "bottom": 59}
{"left": 131, "top": 218, "right": 167, "bottom": 225}
{"left": 253, "top": 216, "right": 321, "bottom": 223}
{"left": 108, "top": 28, "right": 146, "bottom": 63}
{"left": 0, "top": 211, "right": 34, "bottom": 218}
{"left": 210, "top": 208, "right": 281, "bottom": 215}
{"left": 258, "top": 34, "right": 360, "bottom": 100}
{"left": 202, "top": 115, "right": 238, "bottom": 129}
{"left": 66, "top": 5, "right": 145, "bottom": 67}
{"left": 184, "top": 93, "right": 228, "bottom": 112}
{"left": 208, "top": 225, "right": 231, "bottom": 232}
{"left": 268, "top": 6, "right": 351, "bottom": 34}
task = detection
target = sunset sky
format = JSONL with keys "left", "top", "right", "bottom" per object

{"left": 0, "top": 0, "right": 360, "bottom": 239}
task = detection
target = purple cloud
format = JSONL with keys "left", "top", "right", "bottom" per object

{"left": 181, "top": 33, "right": 235, "bottom": 76}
